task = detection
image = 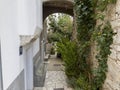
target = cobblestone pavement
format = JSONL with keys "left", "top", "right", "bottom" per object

{"left": 44, "top": 71, "right": 68, "bottom": 89}
{"left": 46, "top": 54, "right": 64, "bottom": 71}
{"left": 34, "top": 54, "right": 73, "bottom": 90}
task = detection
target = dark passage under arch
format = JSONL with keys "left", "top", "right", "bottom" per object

{"left": 43, "top": 0, "right": 74, "bottom": 21}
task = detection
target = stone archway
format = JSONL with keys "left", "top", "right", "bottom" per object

{"left": 43, "top": 0, "right": 74, "bottom": 21}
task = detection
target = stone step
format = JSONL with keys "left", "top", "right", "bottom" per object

{"left": 34, "top": 87, "right": 45, "bottom": 90}
{"left": 44, "top": 54, "right": 50, "bottom": 61}
{"left": 34, "top": 87, "right": 52, "bottom": 90}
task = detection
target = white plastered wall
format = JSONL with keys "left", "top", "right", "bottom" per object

{"left": 0, "top": 0, "right": 24, "bottom": 89}
{"left": 17, "top": 0, "right": 43, "bottom": 35}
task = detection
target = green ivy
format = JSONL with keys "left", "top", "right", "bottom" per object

{"left": 92, "top": 22, "right": 116, "bottom": 89}
{"left": 74, "top": 0, "right": 116, "bottom": 90}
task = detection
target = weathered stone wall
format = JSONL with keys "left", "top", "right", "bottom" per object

{"left": 103, "top": 0, "right": 120, "bottom": 90}
{"left": 90, "top": 1, "right": 120, "bottom": 89}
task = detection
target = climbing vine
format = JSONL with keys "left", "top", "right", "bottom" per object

{"left": 74, "top": 0, "right": 95, "bottom": 89}
{"left": 74, "top": 0, "right": 117, "bottom": 90}
{"left": 92, "top": 22, "right": 116, "bottom": 90}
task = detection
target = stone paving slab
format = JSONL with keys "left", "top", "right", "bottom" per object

{"left": 45, "top": 71, "right": 68, "bottom": 89}
{"left": 34, "top": 55, "right": 73, "bottom": 90}
{"left": 34, "top": 87, "right": 43, "bottom": 90}
{"left": 34, "top": 87, "right": 73, "bottom": 90}
{"left": 46, "top": 55, "right": 64, "bottom": 71}
{"left": 54, "top": 88, "right": 64, "bottom": 90}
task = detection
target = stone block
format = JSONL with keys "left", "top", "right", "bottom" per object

{"left": 114, "top": 0, "right": 120, "bottom": 21}
{"left": 104, "top": 58, "right": 120, "bottom": 90}
{"left": 116, "top": 45, "right": 120, "bottom": 52}
{"left": 107, "top": 4, "right": 116, "bottom": 21}
{"left": 108, "top": 58, "right": 120, "bottom": 78}
{"left": 117, "top": 52, "right": 120, "bottom": 60}
{"left": 103, "top": 78, "right": 120, "bottom": 90}
{"left": 109, "top": 48, "right": 117, "bottom": 60}
{"left": 111, "top": 19, "right": 120, "bottom": 29}
{"left": 112, "top": 34, "right": 118, "bottom": 44}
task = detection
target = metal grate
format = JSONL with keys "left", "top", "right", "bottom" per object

{"left": 53, "top": 64, "right": 61, "bottom": 66}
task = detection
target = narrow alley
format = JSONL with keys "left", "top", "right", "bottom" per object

{"left": 1, "top": 0, "right": 120, "bottom": 90}
{"left": 34, "top": 54, "right": 73, "bottom": 90}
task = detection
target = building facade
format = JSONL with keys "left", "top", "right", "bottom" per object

{"left": 0, "top": 0, "right": 43, "bottom": 90}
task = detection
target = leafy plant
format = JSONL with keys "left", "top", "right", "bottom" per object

{"left": 93, "top": 22, "right": 116, "bottom": 89}
{"left": 76, "top": 75, "right": 91, "bottom": 90}
{"left": 73, "top": 0, "right": 117, "bottom": 89}
{"left": 57, "top": 38, "right": 78, "bottom": 78}
{"left": 50, "top": 47, "right": 55, "bottom": 55}
{"left": 47, "top": 32, "right": 62, "bottom": 43}
{"left": 47, "top": 14, "right": 73, "bottom": 42}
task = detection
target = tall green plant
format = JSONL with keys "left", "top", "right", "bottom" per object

{"left": 57, "top": 38, "right": 79, "bottom": 78}
{"left": 74, "top": 0, "right": 95, "bottom": 89}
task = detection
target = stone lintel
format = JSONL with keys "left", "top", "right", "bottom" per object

{"left": 20, "top": 27, "right": 42, "bottom": 46}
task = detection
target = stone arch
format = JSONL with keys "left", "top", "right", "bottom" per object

{"left": 43, "top": 0, "right": 74, "bottom": 21}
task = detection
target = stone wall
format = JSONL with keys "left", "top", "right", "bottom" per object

{"left": 103, "top": 0, "right": 120, "bottom": 90}
{"left": 90, "top": 1, "right": 120, "bottom": 89}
